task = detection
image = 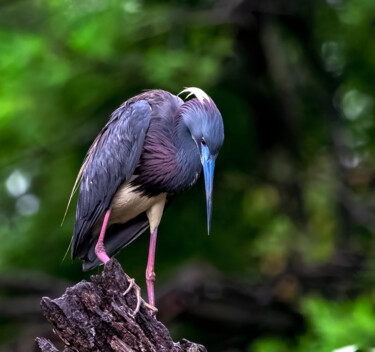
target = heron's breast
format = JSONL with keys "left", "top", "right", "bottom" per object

{"left": 108, "top": 181, "right": 167, "bottom": 226}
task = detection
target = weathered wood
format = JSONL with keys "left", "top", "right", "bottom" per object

{"left": 36, "top": 259, "right": 207, "bottom": 352}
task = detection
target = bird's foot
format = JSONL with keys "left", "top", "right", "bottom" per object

{"left": 144, "top": 302, "right": 158, "bottom": 316}
{"left": 123, "top": 278, "right": 141, "bottom": 316}
{"left": 123, "top": 278, "right": 157, "bottom": 317}
{"left": 123, "top": 278, "right": 136, "bottom": 296}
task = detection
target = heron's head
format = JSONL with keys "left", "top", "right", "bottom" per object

{"left": 179, "top": 87, "right": 224, "bottom": 234}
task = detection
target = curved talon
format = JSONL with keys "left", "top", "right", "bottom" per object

{"left": 123, "top": 278, "right": 158, "bottom": 317}
{"left": 143, "top": 301, "right": 158, "bottom": 316}
{"left": 123, "top": 278, "right": 135, "bottom": 296}
{"left": 122, "top": 278, "right": 142, "bottom": 316}
{"left": 130, "top": 284, "right": 142, "bottom": 317}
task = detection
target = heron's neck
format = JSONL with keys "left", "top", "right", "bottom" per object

{"left": 174, "top": 117, "right": 202, "bottom": 191}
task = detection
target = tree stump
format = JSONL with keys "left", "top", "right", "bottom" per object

{"left": 35, "top": 259, "right": 207, "bottom": 352}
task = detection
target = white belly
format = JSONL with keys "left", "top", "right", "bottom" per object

{"left": 109, "top": 183, "right": 166, "bottom": 225}
{"left": 92, "top": 180, "right": 167, "bottom": 236}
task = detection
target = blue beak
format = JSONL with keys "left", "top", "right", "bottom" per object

{"left": 201, "top": 144, "right": 216, "bottom": 235}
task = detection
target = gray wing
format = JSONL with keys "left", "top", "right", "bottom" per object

{"left": 71, "top": 100, "right": 152, "bottom": 259}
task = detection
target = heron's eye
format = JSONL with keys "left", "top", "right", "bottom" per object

{"left": 201, "top": 138, "right": 206, "bottom": 146}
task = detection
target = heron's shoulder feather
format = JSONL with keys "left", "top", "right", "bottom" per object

{"left": 71, "top": 100, "right": 152, "bottom": 259}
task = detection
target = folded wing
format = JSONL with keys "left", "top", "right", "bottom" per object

{"left": 71, "top": 100, "right": 152, "bottom": 259}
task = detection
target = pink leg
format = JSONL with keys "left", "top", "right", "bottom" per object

{"left": 95, "top": 209, "right": 111, "bottom": 264}
{"left": 146, "top": 227, "right": 158, "bottom": 307}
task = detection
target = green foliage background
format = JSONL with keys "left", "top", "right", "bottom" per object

{"left": 1, "top": 0, "right": 375, "bottom": 351}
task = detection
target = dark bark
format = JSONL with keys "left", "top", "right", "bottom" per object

{"left": 36, "top": 259, "right": 207, "bottom": 352}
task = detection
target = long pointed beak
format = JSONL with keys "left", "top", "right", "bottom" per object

{"left": 201, "top": 144, "right": 216, "bottom": 235}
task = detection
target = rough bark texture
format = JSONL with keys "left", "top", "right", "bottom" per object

{"left": 36, "top": 259, "right": 207, "bottom": 352}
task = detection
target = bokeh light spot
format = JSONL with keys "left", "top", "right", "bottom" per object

{"left": 321, "top": 41, "right": 345, "bottom": 75}
{"left": 5, "top": 170, "right": 30, "bottom": 197}
{"left": 16, "top": 194, "right": 40, "bottom": 216}
{"left": 341, "top": 89, "right": 373, "bottom": 121}
{"left": 123, "top": 0, "right": 141, "bottom": 13}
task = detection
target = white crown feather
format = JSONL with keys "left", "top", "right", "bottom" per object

{"left": 178, "top": 87, "right": 210, "bottom": 103}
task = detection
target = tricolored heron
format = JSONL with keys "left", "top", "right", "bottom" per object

{"left": 69, "top": 87, "right": 224, "bottom": 313}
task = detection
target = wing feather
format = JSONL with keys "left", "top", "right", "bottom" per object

{"left": 71, "top": 100, "right": 152, "bottom": 258}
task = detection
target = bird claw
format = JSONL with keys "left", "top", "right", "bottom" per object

{"left": 143, "top": 302, "right": 158, "bottom": 316}
{"left": 123, "top": 278, "right": 157, "bottom": 317}
{"left": 123, "top": 278, "right": 136, "bottom": 296}
{"left": 123, "top": 278, "right": 141, "bottom": 316}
